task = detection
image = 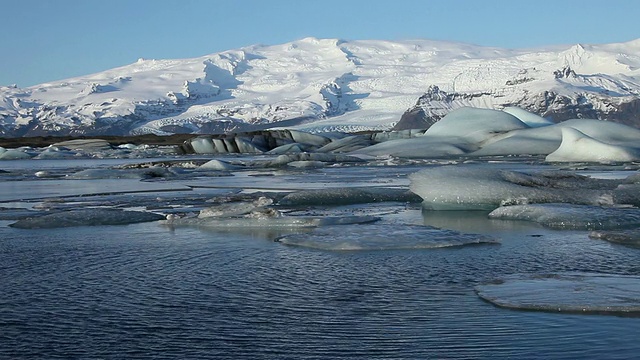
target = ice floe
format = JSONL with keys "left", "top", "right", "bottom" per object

{"left": 488, "top": 203, "right": 640, "bottom": 230}
{"left": 275, "top": 223, "right": 499, "bottom": 251}
{"left": 278, "top": 187, "right": 421, "bottom": 206}
{"left": 9, "top": 208, "right": 165, "bottom": 229}
{"left": 475, "top": 273, "right": 640, "bottom": 316}
{"left": 408, "top": 166, "right": 640, "bottom": 210}
{"left": 163, "top": 213, "right": 380, "bottom": 229}
{"left": 589, "top": 229, "right": 640, "bottom": 247}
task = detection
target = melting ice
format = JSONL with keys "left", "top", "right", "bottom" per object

{"left": 475, "top": 273, "right": 640, "bottom": 316}
{"left": 275, "top": 223, "right": 499, "bottom": 251}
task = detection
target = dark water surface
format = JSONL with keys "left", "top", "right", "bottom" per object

{"left": 2, "top": 218, "right": 640, "bottom": 359}
{"left": 1, "top": 158, "right": 640, "bottom": 359}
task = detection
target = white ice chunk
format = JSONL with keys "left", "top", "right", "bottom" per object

{"left": 589, "top": 229, "right": 640, "bottom": 247}
{"left": 546, "top": 127, "right": 640, "bottom": 163}
{"left": 276, "top": 224, "right": 499, "bottom": 251}
{"left": 408, "top": 166, "right": 617, "bottom": 210}
{"left": 409, "top": 167, "right": 537, "bottom": 210}
{"left": 198, "top": 197, "right": 273, "bottom": 218}
{"left": 164, "top": 214, "right": 380, "bottom": 229}
{"left": 0, "top": 149, "right": 35, "bottom": 160}
{"left": 488, "top": 203, "right": 640, "bottom": 230}
{"left": 475, "top": 273, "right": 640, "bottom": 315}
{"left": 198, "top": 159, "right": 241, "bottom": 171}
{"left": 10, "top": 208, "right": 165, "bottom": 228}
{"left": 501, "top": 107, "right": 554, "bottom": 128}
{"left": 424, "top": 107, "right": 529, "bottom": 144}
{"left": 286, "top": 160, "right": 326, "bottom": 168}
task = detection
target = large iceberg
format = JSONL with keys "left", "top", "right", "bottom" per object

{"left": 475, "top": 273, "right": 640, "bottom": 316}
{"left": 350, "top": 107, "right": 640, "bottom": 162}
{"left": 546, "top": 127, "right": 640, "bottom": 163}
{"left": 408, "top": 166, "right": 638, "bottom": 210}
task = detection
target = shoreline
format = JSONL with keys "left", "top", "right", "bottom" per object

{"left": 0, "top": 133, "right": 196, "bottom": 148}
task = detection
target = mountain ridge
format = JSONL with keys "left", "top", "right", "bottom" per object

{"left": 1, "top": 37, "right": 639, "bottom": 137}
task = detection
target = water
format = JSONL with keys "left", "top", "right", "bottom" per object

{"left": 1, "top": 157, "right": 640, "bottom": 359}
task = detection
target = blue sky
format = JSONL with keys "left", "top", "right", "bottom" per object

{"left": 2, "top": 0, "right": 639, "bottom": 87}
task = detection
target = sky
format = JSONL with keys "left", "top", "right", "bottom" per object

{"left": 2, "top": 0, "right": 639, "bottom": 87}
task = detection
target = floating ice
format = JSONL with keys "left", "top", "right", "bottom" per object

{"left": 263, "top": 153, "right": 365, "bottom": 167}
{"left": 52, "top": 139, "right": 114, "bottom": 152}
{"left": 589, "top": 229, "right": 640, "bottom": 247}
{"left": 164, "top": 214, "right": 380, "bottom": 229}
{"left": 9, "top": 208, "right": 165, "bottom": 229}
{"left": 67, "top": 167, "right": 175, "bottom": 180}
{"left": 286, "top": 160, "right": 326, "bottom": 169}
{"left": 488, "top": 203, "right": 640, "bottom": 230}
{"left": 198, "top": 159, "right": 242, "bottom": 171}
{"left": 546, "top": 127, "right": 640, "bottom": 163}
{"left": 0, "top": 149, "right": 34, "bottom": 160}
{"left": 278, "top": 187, "right": 421, "bottom": 206}
{"left": 408, "top": 166, "right": 639, "bottom": 210}
{"left": 198, "top": 197, "right": 273, "bottom": 218}
{"left": 475, "top": 273, "right": 640, "bottom": 316}
{"left": 276, "top": 223, "right": 499, "bottom": 251}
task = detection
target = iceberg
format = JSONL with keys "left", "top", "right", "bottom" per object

{"left": 475, "top": 273, "right": 640, "bottom": 316}
{"left": 409, "top": 166, "right": 640, "bottom": 210}
{"left": 0, "top": 149, "right": 35, "bottom": 160}
{"left": 488, "top": 203, "right": 640, "bottom": 230}
{"left": 423, "top": 107, "right": 529, "bottom": 144}
{"left": 546, "top": 127, "right": 640, "bottom": 163}
{"left": 275, "top": 223, "right": 499, "bottom": 251}
{"left": 501, "top": 107, "right": 554, "bottom": 128}
{"left": 9, "top": 208, "right": 165, "bottom": 229}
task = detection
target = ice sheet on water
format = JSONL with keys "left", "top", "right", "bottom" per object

{"left": 589, "top": 229, "right": 640, "bottom": 247}
{"left": 66, "top": 167, "right": 176, "bottom": 180}
{"left": 278, "top": 187, "right": 422, "bottom": 206}
{"left": 9, "top": 208, "right": 165, "bottom": 229}
{"left": 488, "top": 203, "right": 640, "bottom": 230}
{"left": 475, "top": 273, "right": 640, "bottom": 316}
{"left": 164, "top": 214, "right": 380, "bottom": 230}
{"left": 408, "top": 165, "right": 640, "bottom": 210}
{"left": 275, "top": 223, "right": 499, "bottom": 251}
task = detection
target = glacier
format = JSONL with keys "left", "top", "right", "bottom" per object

{"left": 1, "top": 37, "right": 640, "bottom": 137}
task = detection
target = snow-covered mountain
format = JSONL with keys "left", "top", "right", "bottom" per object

{"left": 1, "top": 37, "right": 640, "bottom": 137}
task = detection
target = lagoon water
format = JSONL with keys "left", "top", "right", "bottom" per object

{"left": 2, "top": 156, "right": 640, "bottom": 359}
